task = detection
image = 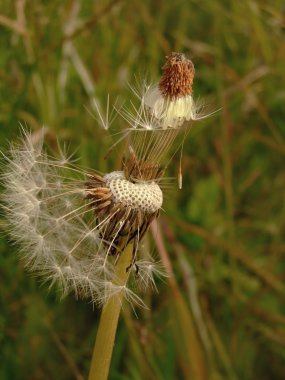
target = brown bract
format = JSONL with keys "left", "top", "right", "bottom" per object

{"left": 159, "top": 52, "right": 195, "bottom": 100}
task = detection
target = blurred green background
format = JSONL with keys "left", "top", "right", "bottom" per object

{"left": 0, "top": 1, "right": 285, "bottom": 379}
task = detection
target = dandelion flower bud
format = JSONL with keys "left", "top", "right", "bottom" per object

{"left": 143, "top": 52, "right": 197, "bottom": 129}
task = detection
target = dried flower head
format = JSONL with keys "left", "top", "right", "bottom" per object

{"left": 118, "top": 52, "right": 212, "bottom": 144}
{"left": 1, "top": 52, "right": 206, "bottom": 307}
{"left": 141, "top": 52, "right": 197, "bottom": 129}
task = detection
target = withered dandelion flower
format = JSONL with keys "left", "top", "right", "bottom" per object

{"left": 1, "top": 52, "right": 207, "bottom": 307}
{"left": 1, "top": 52, "right": 212, "bottom": 380}
{"left": 142, "top": 52, "right": 197, "bottom": 128}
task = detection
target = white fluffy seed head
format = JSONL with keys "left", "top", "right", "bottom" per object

{"left": 1, "top": 132, "right": 164, "bottom": 308}
{"left": 104, "top": 171, "right": 163, "bottom": 213}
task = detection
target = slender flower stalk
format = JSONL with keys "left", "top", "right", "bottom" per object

{"left": 88, "top": 243, "right": 133, "bottom": 380}
{"left": 1, "top": 52, "right": 208, "bottom": 379}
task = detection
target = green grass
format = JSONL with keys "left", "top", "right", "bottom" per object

{"left": 0, "top": 1, "right": 285, "bottom": 379}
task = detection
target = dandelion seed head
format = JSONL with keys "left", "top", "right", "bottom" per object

{"left": 1, "top": 132, "right": 118, "bottom": 304}
{"left": 2, "top": 52, "right": 207, "bottom": 307}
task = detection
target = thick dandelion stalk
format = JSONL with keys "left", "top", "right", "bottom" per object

{"left": 88, "top": 243, "right": 133, "bottom": 380}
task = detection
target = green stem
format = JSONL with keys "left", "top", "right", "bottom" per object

{"left": 88, "top": 243, "right": 133, "bottom": 380}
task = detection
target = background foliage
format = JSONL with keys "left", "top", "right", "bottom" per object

{"left": 0, "top": 1, "right": 285, "bottom": 379}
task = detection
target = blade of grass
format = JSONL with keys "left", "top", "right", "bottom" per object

{"left": 175, "top": 219, "right": 285, "bottom": 295}
{"left": 151, "top": 220, "right": 207, "bottom": 380}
